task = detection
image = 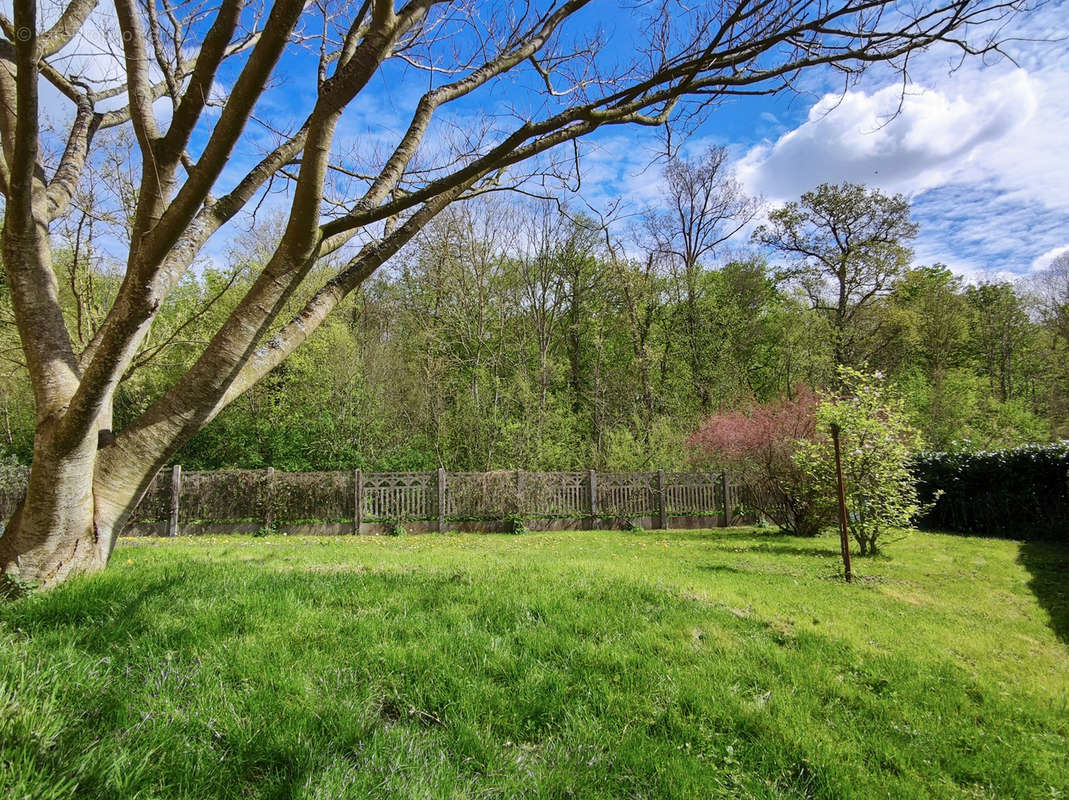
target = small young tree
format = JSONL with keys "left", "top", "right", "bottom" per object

{"left": 688, "top": 388, "right": 833, "bottom": 536}
{"left": 794, "top": 368, "right": 924, "bottom": 555}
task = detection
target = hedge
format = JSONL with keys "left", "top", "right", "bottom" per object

{"left": 911, "top": 442, "right": 1069, "bottom": 541}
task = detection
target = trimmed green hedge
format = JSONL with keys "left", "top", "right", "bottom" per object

{"left": 912, "top": 442, "right": 1069, "bottom": 541}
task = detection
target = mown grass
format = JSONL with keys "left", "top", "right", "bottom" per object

{"left": 1, "top": 528, "right": 1066, "bottom": 799}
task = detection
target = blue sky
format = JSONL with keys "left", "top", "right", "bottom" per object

{"left": 570, "top": 1, "right": 1069, "bottom": 281}
{"left": 20, "top": 0, "right": 1069, "bottom": 283}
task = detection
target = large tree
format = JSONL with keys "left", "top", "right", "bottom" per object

{"left": 0, "top": 0, "right": 1022, "bottom": 586}
{"left": 756, "top": 182, "right": 918, "bottom": 367}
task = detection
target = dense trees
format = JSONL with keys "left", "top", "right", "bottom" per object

{"left": 3, "top": 191, "right": 1059, "bottom": 480}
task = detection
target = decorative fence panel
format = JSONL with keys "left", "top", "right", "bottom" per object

{"left": 596, "top": 472, "right": 656, "bottom": 518}
{"left": 519, "top": 472, "right": 588, "bottom": 518}
{"left": 362, "top": 471, "right": 436, "bottom": 521}
{"left": 664, "top": 472, "right": 724, "bottom": 516}
{"left": 0, "top": 465, "right": 745, "bottom": 535}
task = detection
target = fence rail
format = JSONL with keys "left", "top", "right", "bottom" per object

{"left": 1, "top": 466, "right": 746, "bottom": 535}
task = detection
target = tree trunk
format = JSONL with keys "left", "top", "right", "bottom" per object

{"left": 0, "top": 391, "right": 149, "bottom": 588}
{"left": 0, "top": 429, "right": 106, "bottom": 587}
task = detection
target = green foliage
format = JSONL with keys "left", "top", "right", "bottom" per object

{"left": 387, "top": 520, "right": 407, "bottom": 537}
{"left": 912, "top": 442, "right": 1069, "bottom": 540}
{"left": 756, "top": 182, "right": 917, "bottom": 367}
{"left": 0, "top": 530, "right": 1065, "bottom": 798}
{"left": 794, "top": 368, "right": 925, "bottom": 555}
{"left": 0, "top": 194, "right": 1063, "bottom": 475}
{"left": 504, "top": 513, "right": 529, "bottom": 535}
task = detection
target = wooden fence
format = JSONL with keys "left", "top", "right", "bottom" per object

{"left": 0, "top": 467, "right": 745, "bottom": 535}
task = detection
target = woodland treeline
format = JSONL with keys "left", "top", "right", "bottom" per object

{"left": 2, "top": 159, "right": 1066, "bottom": 473}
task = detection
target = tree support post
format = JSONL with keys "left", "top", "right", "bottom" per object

{"left": 831, "top": 423, "right": 853, "bottom": 583}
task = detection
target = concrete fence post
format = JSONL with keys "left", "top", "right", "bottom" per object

{"left": 264, "top": 467, "right": 275, "bottom": 531}
{"left": 721, "top": 469, "right": 731, "bottom": 527}
{"left": 437, "top": 468, "right": 447, "bottom": 533}
{"left": 168, "top": 464, "right": 181, "bottom": 537}
{"left": 657, "top": 469, "right": 667, "bottom": 530}
{"left": 588, "top": 469, "right": 598, "bottom": 530}
{"left": 515, "top": 468, "right": 524, "bottom": 517}
{"left": 353, "top": 468, "right": 363, "bottom": 534}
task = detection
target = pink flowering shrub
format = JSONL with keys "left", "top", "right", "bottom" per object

{"left": 688, "top": 388, "right": 834, "bottom": 536}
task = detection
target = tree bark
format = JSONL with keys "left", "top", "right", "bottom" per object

{"left": 0, "top": 423, "right": 107, "bottom": 585}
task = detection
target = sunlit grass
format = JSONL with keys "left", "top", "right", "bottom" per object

{"left": 1, "top": 528, "right": 1066, "bottom": 799}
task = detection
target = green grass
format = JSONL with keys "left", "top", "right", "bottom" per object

{"left": 1, "top": 528, "right": 1066, "bottom": 799}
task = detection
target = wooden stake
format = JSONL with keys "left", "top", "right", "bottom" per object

{"left": 831, "top": 423, "right": 852, "bottom": 583}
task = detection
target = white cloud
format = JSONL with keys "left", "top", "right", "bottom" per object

{"left": 732, "top": 1, "right": 1069, "bottom": 278}
{"left": 737, "top": 71, "right": 1037, "bottom": 202}
{"left": 1032, "top": 244, "right": 1069, "bottom": 273}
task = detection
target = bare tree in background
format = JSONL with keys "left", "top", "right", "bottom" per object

{"left": 1031, "top": 252, "right": 1069, "bottom": 435}
{"left": 643, "top": 145, "right": 758, "bottom": 411}
{"left": 0, "top": 0, "right": 1027, "bottom": 586}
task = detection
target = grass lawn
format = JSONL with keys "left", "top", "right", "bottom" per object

{"left": 1, "top": 528, "right": 1066, "bottom": 799}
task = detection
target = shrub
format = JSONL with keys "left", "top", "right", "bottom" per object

{"left": 794, "top": 368, "right": 924, "bottom": 556}
{"left": 689, "top": 387, "right": 833, "bottom": 536}
{"left": 387, "top": 520, "right": 407, "bottom": 537}
{"left": 911, "top": 442, "right": 1069, "bottom": 540}
{"left": 505, "top": 514, "right": 528, "bottom": 535}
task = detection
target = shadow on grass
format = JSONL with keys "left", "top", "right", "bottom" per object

{"left": 694, "top": 563, "right": 746, "bottom": 575}
{"left": 723, "top": 544, "right": 842, "bottom": 559}
{"left": 660, "top": 528, "right": 779, "bottom": 543}
{"left": 659, "top": 527, "right": 843, "bottom": 559}
{"left": 1018, "top": 540, "right": 1069, "bottom": 645}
